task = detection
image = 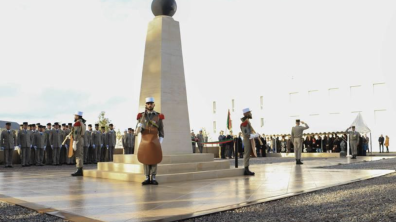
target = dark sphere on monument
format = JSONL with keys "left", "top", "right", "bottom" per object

{"left": 151, "top": 0, "right": 177, "bottom": 17}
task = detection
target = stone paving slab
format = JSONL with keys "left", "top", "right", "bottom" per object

{"left": 0, "top": 157, "right": 393, "bottom": 222}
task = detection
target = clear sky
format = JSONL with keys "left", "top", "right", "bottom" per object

{"left": 1, "top": 0, "right": 395, "bottom": 132}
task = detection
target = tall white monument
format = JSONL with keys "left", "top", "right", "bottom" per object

{"left": 138, "top": 0, "right": 191, "bottom": 154}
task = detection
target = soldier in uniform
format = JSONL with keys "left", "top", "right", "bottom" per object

{"left": 240, "top": 108, "right": 258, "bottom": 176}
{"left": 60, "top": 123, "right": 67, "bottom": 164}
{"left": 100, "top": 126, "right": 107, "bottom": 162}
{"left": 29, "top": 124, "right": 37, "bottom": 166}
{"left": 107, "top": 124, "right": 116, "bottom": 162}
{"left": 83, "top": 124, "right": 93, "bottom": 164}
{"left": 1, "top": 122, "right": 17, "bottom": 168}
{"left": 197, "top": 130, "right": 204, "bottom": 154}
{"left": 291, "top": 119, "right": 310, "bottom": 165}
{"left": 91, "top": 124, "right": 102, "bottom": 164}
{"left": 346, "top": 126, "right": 360, "bottom": 159}
{"left": 45, "top": 123, "right": 53, "bottom": 165}
{"left": 51, "top": 122, "right": 63, "bottom": 166}
{"left": 17, "top": 122, "right": 32, "bottom": 167}
{"left": 71, "top": 111, "right": 86, "bottom": 176}
{"left": 136, "top": 97, "right": 164, "bottom": 185}
{"left": 33, "top": 125, "right": 47, "bottom": 166}
{"left": 87, "top": 124, "right": 95, "bottom": 164}
{"left": 127, "top": 128, "right": 135, "bottom": 154}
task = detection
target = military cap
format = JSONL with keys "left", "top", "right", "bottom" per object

{"left": 95, "top": 124, "right": 99, "bottom": 127}
{"left": 23, "top": 122, "right": 28, "bottom": 125}
{"left": 68, "top": 123, "right": 73, "bottom": 126}
{"left": 47, "top": 123, "right": 52, "bottom": 126}
{"left": 62, "top": 123, "right": 66, "bottom": 126}
{"left": 88, "top": 124, "right": 92, "bottom": 127}
{"left": 54, "top": 122, "right": 59, "bottom": 125}
{"left": 101, "top": 126, "right": 105, "bottom": 129}
{"left": 128, "top": 128, "right": 133, "bottom": 131}
{"left": 296, "top": 119, "right": 301, "bottom": 122}
{"left": 5, "top": 122, "right": 11, "bottom": 126}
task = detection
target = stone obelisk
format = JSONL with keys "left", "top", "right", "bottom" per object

{"left": 137, "top": 0, "right": 191, "bottom": 154}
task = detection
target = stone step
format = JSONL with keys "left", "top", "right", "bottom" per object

{"left": 113, "top": 153, "right": 214, "bottom": 164}
{"left": 97, "top": 160, "right": 231, "bottom": 174}
{"left": 83, "top": 168, "right": 245, "bottom": 183}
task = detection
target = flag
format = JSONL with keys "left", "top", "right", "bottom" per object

{"left": 227, "top": 109, "right": 232, "bottom": 130}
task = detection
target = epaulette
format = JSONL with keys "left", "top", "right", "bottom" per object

{"left": 241, "top": 120, "right": 249, "bottom": 127}
{"left": 159, "top": 113, "right": 165, "bottom": 120}
{"left": 137, "top": 112, "right": 143, "bottom": 120}
{"left": 74, "top": 122, "right": 81, "bottom": 127}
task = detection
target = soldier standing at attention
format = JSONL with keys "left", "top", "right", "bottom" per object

{"left": 1, "top": 122, "right": 17, "bottom": 168}
{"left": 346, "top": 126, "right": 360, "bottom": 159}
{"left": 127, "top": 128, "right": 135, "bottom": 154}
{"left": 87, "top": 124, "right": 95, "bottom": 164}
{"left": 17, "top": 122, "right": 31, "bottom": 167}
{"left": 100, "top": 126, "right": 107, "bottom": 162}
{"left": 84, "top": 124, "right": 92, "bottom": 164}
{"left": 51, "top": 122, "right": 63, "bottom": 166}
{"left": 29, "top": 124, "right": 37, "bottom": 166}
{"left": 136, "top": 97, "right": 164, "bottom": 185}
{"left": 291, "top": 119, "right": 309, "bottom": 165}
{"left": 71, "top": 111, "right": 86, "bottom": 176}
{"left": 91, "top": 124, "right": 102, "bottom": 164}
{"left": 107, "top": 124, "right": 116, "bottom": 162}
{"left": 33, "top": 126, "right": 47, "bottom": 166}
{"left": 60, "top": 124, "right": 67, "bottom": 164}
{"left": 197, "top": 130, "right": 204, "bottom": 154}
{"left": 240, "top": 108, "right": 258, "bottom": 176}
{"left": 45, "top": 123, "right": 53, "bottom": 165}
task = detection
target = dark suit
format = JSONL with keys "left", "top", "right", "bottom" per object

{"left": 219, "top": 135, "right": 226, "bottom": 159}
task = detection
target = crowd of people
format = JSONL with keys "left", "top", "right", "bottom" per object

{"left": 211, "top": 131, "right": 390, "bottom": 159}
{"left": 0, "top": 121, "right": 136, "bottom": 168}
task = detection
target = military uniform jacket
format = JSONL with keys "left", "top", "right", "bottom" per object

{"left": 240, "top": 118, "right": 255, "bottom": 139}
{"left": 107, "top": 130, "right": 117, "bottom": 147}
{"left": 137, "top": 111, "right": 165, "bottom": 138}
{"left": 51, "top": 129, "right": 63, "bottom": 148}
{"left": 91, "top": 130, "right": 102, "bottom": 147}
{"left": 72, "top": 120, "right": 86, "bottom": 141}
{"left": 197, "top": 134, "right": 204, "bottom": 146}
{"left": 17, "top": 129, "right": 32, "bottom": 148}
{"left": 1, "top": 130, "right": 16, "bottom": 149}
{"left": 346, "top": 129, "right": 360, "bottom": 143}
{"left": 33, "top": 132, "right": 47, "bottom": 149}
{"left": 84, "top": 131, "right": 92, "bottom": 147}
{"left": 100, "top": 132, "right": 107, "bottom": 147}
{"left": 291, "top": 124, "right": 310, "bottom": 141}
{"left": 30, "top": 130, "right": 37, "bottom": 144}
{"left": 64, "top": 129, "right": 71, "bottom": 146}
{"left": 122, "top": 134, "right": 127, "bottom": 148}
{"left": 45, "top": 129, "right": 52, "bottom": 147}
{"left": 126, "top": 133, "right": 135, "bottom": 148}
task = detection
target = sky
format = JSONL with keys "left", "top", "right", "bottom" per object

{"left": 0, "top": 0, "right": 395, "bottom": 132}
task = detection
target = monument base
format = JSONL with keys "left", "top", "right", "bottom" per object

{"left": 84, "top": 154, "right": 244, "bottom": 183}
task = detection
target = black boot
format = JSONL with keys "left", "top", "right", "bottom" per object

{"left": 244, "top": 167, "right": 255, "bottom": 176}
{"left": 151, "top": 175, "right": 159, "bottom": 185}
{"left": 297, "top": 159, "right": 303, "bottom": 165}
{"left": 351, "top": 155, "right": 356, "bottom": 159}
{"left": 142, "top": 176, "right": 151, "bottom": 185}
{"left": 71, "top": 168, "right": 83, "bottom": 176}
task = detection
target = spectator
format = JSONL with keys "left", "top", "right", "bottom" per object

{"left": 379, "top": 134, "right": 385, "bottom": 153}
{"left": 191, "top": 131, "right": 197, "bottom": 153}
{"left": 226, "top": 132, "right": 234, "bottom": 158}
{"left": 316, "top": 135, "right": 322, "bottom": 153}
{"left": 304, "top": 135, "right": 313, "bottom": 153}
{"left": 234, "top": 133, "right": 243, "bottom": 158}
{"left": 385, "top": 135, "right": 390, "bottom": 153}
{"left": 260, "top": 135, "right": 267, "bottom": 157}
{"left": 218, "top": 131, "right": 226, "bottom": 159}
{"left": 286, "top": 136, "right": 294, "bottom": 153}
{"left": 197, "top": 130, "right": 204, "bottom": 153}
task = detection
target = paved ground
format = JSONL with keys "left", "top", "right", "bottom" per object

{"left": 225, "top": 157, "right": 329, "bottom": 166}
{"left": 181, "top": 157, "right": 396, "bottom": 222}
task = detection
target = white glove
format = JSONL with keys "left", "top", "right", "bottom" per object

{"left": 93, "top": 144, "right": 96, "bottom": 149}
{"left": 249, "top": 134, "right": 259, "bottom": 139}
{"left": 34, "top": 146, "right": 37, "bottom": 149}
{"left": 65, "top": 144, "right": 68, "bottom": 149}
{"left": 0, "top": 147, "right": 4, "bottom": 151}
{"left": 51, "top": 145, "right": 54, "bottom": 149}
{"left": 106, "top": 145, "right": 109, "bottom": 149}
{"left": 44, "top": 146, "right": 46, "bottom": 150}
{"left": 159, "top": 137, "right": 164, "bottom": 144}
{"left": 138, "top": 123, "right": 143, "bottom": 127}
{"left": 73, "top": 141, "right": 78, "bottom": 151}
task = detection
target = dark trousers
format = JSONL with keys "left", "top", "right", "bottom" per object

{"left": 84, "top": 146, "right": 89, "bottom": 163}
{"left": 100, "top": 146, "right": 107, "bottom": 162}
{"left": 108, "top": 146, "right": 115, "bottom": 161}
{"left": 89, "top": 146, "right": 96, "bottom": 163}
{"left": 220, "top": 145, "right": 226, "bottom": 159}
{"left": 4, "top": 149, "right": 13, "bottom": 166}
{"left": 45, "top": 146, "right": 53, "bottom": 164}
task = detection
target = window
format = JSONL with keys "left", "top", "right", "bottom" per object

{"left": 213, "top": 101, "right": 216, "bottom": 114}
{"left": 260, "top": 96, "right": 264, "bottom": 110}
{"left": 309, "top": 90, "right": 319, "bottom": 113}
{"left": 289, "top": 92, "right": 299, "bottom": 104}
{"left": 328, "top": 88, "right": 340, "bottom": 113}
{"left": 289, "top": 93, "right": 300, "bottom": 115}
{"left": 350, "top": 86, "right": 363, "bottom": 110}
{"left": 213, "top": 121, "right": 217, "bottom": 134}
{"left": 261, "top": 118, "right": 264, "bottom": 127}
{"left": 232, "top": 99, "right": 235, "bottom": 112}
{"left": 373, "top": 83, "right": 387, "bottom": 109}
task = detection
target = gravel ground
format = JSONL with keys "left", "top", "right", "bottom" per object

{"left": 0, "top": 201, "right": 67, "bottom": 222}
{"left": 181, "top": 157, "right": 396, "bottom": 222}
